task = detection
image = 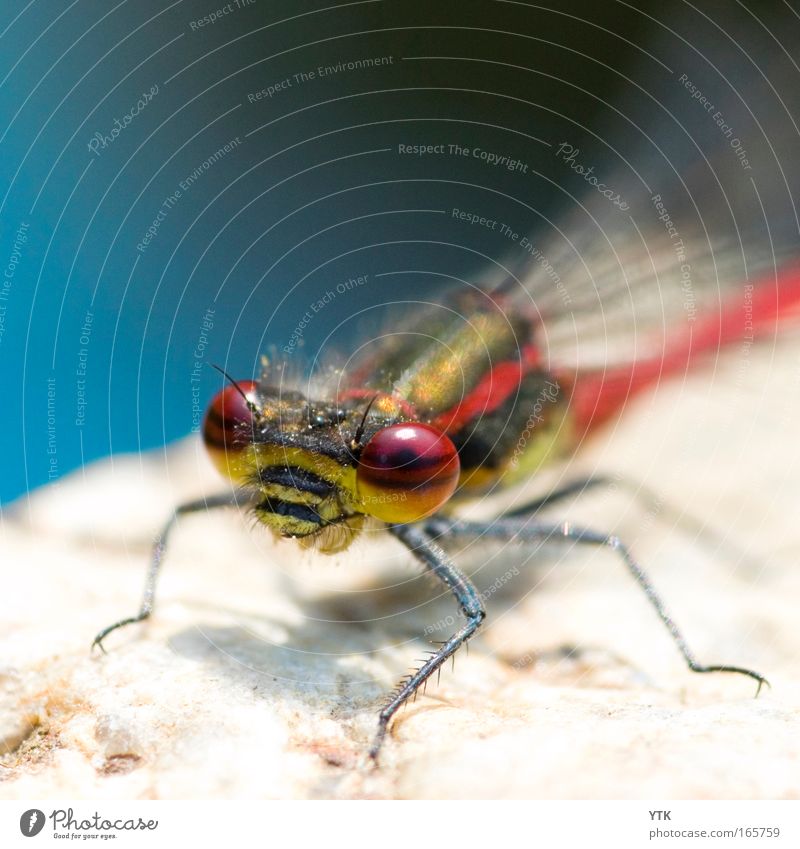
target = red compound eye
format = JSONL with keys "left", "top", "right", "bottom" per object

{"left": 203, "top": 380, "right": 259, "bottom": 478}
{"left": 356, "top": 423, "right": 460, "bottom": 523}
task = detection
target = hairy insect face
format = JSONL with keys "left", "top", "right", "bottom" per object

{"left": 202, "top": 380, "right": 462, "bottom": 549}
{"left": 250, "top": 462, "right": 361, "bottom": 546}
{"left": 202, "top": 381, "right": 367, "bottom": 549}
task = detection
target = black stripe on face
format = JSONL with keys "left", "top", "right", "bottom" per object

{"left": 258, "top": 465, "right": 335, "bottom": 498}
{"left": 258, "top": 497, "right": 324, "bottom": 526}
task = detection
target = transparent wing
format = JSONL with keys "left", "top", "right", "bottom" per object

{"left": 494, "top": 1, "right": 800, "bottom": 368}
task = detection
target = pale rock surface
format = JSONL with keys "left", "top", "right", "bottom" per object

{"left": 1, "top": 339, "right": 799, "bottom": 799}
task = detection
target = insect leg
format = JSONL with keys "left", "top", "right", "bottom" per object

{"left": 370, "top": 522, "right": 486, "bottom": 761}
{"left": 505, "top": 475, "right": 762, "bottom": 574}
{"left": 92, "top": 492, "right": 242, "bottom": 652}
{"left": 423, "top": 515, "right": 768, "bottom": 693}
{"left": 502, "top": 474, "right": 617, "bottom": 517}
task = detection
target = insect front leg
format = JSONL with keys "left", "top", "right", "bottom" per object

{"left": 423, "top": 515, "right": 768, "bottom": 693}
{"left": 370, "top": 522, "right": 486, "bottom": 762}
{"left": 92, "top": 492, "right": 243, "bottom": 652}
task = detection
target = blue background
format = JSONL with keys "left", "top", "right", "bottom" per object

{"left": 3, "top": 0, "right": 796, "bottom": 504}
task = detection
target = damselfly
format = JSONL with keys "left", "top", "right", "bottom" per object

{"left": 93, "top": 268, "right": 800, "bottom": 761}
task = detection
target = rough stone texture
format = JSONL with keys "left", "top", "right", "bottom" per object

{"left": 1, "top": 338, "right": 799, "bottom": 799}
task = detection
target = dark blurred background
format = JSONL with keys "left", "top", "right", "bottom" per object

{"left": 1, "top": 0, "right": 797, "bottom": 503}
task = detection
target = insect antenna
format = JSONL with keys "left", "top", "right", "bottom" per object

{"left": 350, "top": 393, "right": 380, "bottom": 452}
{"left": 210, "top": 363, "right": 262, "bottom": 418}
